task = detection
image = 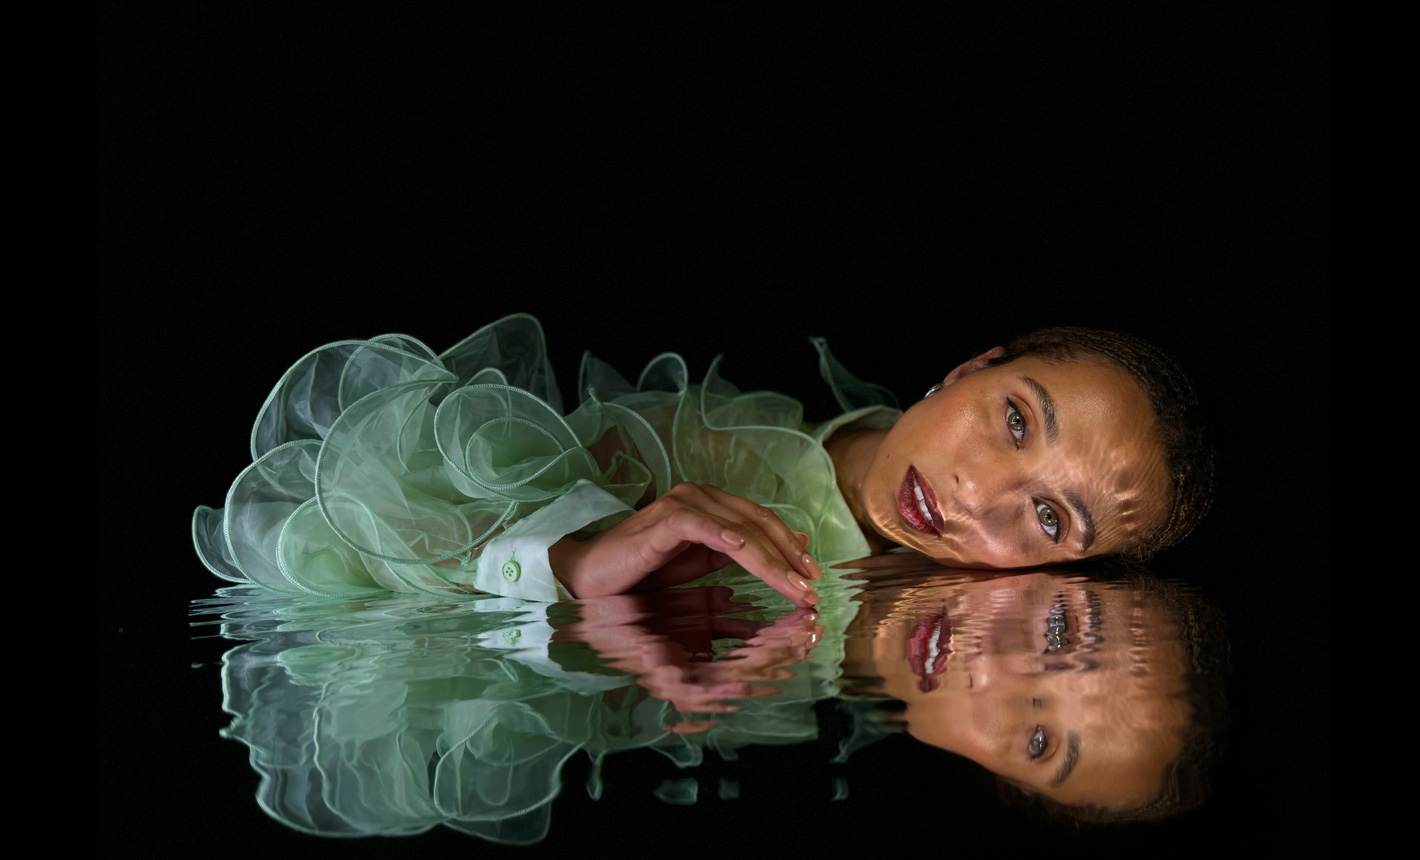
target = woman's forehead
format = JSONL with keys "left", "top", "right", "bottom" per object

{"left": 1002, "top": 355, "right": 1154, "bottom": 422}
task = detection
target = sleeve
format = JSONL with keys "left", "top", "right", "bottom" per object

{"left": 467, "top": 598, "right": 633, "bottom": 692}
{"left": 460, "top": 479, "right": 633, "bottom": 602}
{"left": 199, "top": 321, "right": 655, "bottom": 600}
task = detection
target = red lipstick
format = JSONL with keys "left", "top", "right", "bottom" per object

{"left": 897, "top": 465, "right": 945, "bottom": 536}
{"left": 907, "top": 611, "right": 953, "bottom": 693}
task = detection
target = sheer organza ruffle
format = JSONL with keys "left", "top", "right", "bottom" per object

{"left": 202, "top": 586, "right": 874, "bottom": 843}
{"left": 194, "top": 313, "right": 897, "bottom": 597}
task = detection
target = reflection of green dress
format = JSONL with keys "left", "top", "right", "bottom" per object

{"left": 193, "top": 313, "right": 900, "bottom": 602}
{"left": 206, "top": 582, "right": 900, "bottom": 843}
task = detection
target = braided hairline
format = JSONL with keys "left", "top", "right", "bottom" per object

{"left": 986, "top": 328, "right": 1215, "bottom": 557}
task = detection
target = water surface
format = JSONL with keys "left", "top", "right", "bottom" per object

{"left": 191, "top": 556, "right": 1226, "bottom": 844}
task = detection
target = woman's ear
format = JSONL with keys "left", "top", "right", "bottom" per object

{"left": 940, "top": 346, "right": 1006, "bottom": 387}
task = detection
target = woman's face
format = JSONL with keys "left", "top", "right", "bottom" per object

{"left": 863, "top": 352, "right": 1168, "bottom": 567}
{"left": 865, "top": 573, "right": 1191, "bottom": 809}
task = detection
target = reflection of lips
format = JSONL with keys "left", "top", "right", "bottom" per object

{"left": 907, "top": 611, "right": 953, "bottom": 693}
{"left": 898, "top": 466, "right": 945, "bottom": 536}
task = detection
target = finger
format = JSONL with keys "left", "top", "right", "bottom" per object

{"left": 718, "top": 532, "right": 820, "bottom": 608}
{"left": 668, "top": 720, "right": 719, "bottom": 735}
{"left": 646, "top": 486, "right": 817, "bottom": 605}
{"left": 651, "top": 504, "right": 756, "bottom": 557}
{"left": 720, "top": 630, "right": 818, "bottom": 668}
{"left": 654, "top": 504, "right": 817, "bottom": 605}
{"left": 656, "top": 681, "right": 746, "bottom": 713}
{"left": 699, "top": 486, "right": 822, "bottom": 581}
{"left": 685, "top": 673, "right": 782, "bottom": 698}
{"left": 752, "top": 614, "right": 824, "bottom": 644}
{"left": 678, "top": 674, "right": 773, "bottom": 699}
{"left": 739, "top": 640, "right": 818, "bottom": 668}
{"left": 671, "top": 700, "right": 740, "bottom": 715}
{"left": 739, "top": 683, "right": 781, "bottom": 698}
{"left": 774, "top": 607, "right": 821, "bottom": 626}
{"left": 697, "top": 660, "right": 800, "bottom": 683}
{"left": 745, "top": 627, "right": 819, "bottom": 650}
{"left": 726, "top": 663, "right": 802, "bottom": 683}
{"left": 709, "top": 617, "right": 772, "bottom": 641}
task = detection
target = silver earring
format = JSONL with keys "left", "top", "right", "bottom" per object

{"left": 924, "top": 384, "right": 943, "bottom": 398}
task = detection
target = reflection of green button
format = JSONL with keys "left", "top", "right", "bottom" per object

{"left": 500, "top": 560, "right": 521, "bottom": 582}
{"left": 502, "top": 629, "right": 521, "bottom": 643}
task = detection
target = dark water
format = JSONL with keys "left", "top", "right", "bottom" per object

{"left": 184, "top": 559, "right": 1229, "bottom": 846}
{"left": 104, "top": 4, "right": 1327, "bottom": 857}
{"left": 157, "top": 553, "right": 1313, "bottom": 857}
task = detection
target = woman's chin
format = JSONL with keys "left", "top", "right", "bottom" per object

{"left": 869, "top": 506, "right": 983, "bottom": 567}
{"left": 872, "top": 521, "right": 944, "bottom": 561}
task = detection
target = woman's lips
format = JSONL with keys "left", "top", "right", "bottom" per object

{"left": 898, "top": 466, "right": 945, "bottom": 536}
{"left": 908, "top": 610, "right": 953, "bottom": 693}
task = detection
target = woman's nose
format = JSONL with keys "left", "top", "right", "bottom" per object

{"left": 954, "top": 472, "right": 985, "bottom": 517}
{"left": 954, "top": 460, "right": 1022, "bottom": 519}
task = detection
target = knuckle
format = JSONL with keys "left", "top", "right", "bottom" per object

{"left": 748, "top": 504, "right": 777, "bottom": 525}
{"left": 665, "top": 507, "right": 697, "bottom": 529}
{"left": 668, "top": 482, "right": 709, "bottom": 504}
{"left": 662, "top": 483, "right": 699, "bottom": 508}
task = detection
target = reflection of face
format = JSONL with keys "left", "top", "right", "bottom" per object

{"left": 864, "top": 355, "right": 1168, "bottom": 567}
{"left": 866, "top": 574, "right": 1189, "bottom": 809}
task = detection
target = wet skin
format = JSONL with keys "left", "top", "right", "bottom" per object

{"left": 842, "top": 351, "right": 1170, "bottom": 568}
{"left": 554, "top": 349, "right": 1167, "bottom": 607}
{"left": 855, "top": 571, "right": 1190, "bottom": 809}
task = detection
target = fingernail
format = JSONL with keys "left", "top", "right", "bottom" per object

{"left": 721, "top": 529, "right": 745, "bottom": 548}
{"left": 792, "top": 576, "right": 811, "bottom": 592}
{"left": 794, "top": 531, "right": 811, "bottom": 548}
{"left": 801, "top": 554, "right": 821, "bottom": 579}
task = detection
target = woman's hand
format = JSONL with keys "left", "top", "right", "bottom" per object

{"left": 549, "top": 483, "right": 821, "bottom": 607}
{"left": 555, "top": 587, "right": 823, "bottom": 734}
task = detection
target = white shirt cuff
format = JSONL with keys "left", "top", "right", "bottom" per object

{"left": 466, "top": 479, "right": 633, "bottom": 602}
{"left": 470, "top": 601, "right": 631, "bottom": 692}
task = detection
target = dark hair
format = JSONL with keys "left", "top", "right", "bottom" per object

{"left": 987, "top": 327, "right": 1215, "bottom": 558}
{"left": 996, "top": 569, "right": 1230, "bottom": 825}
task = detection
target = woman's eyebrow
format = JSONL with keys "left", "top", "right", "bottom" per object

{"left": 1021, "top": 377, "right": 1059, "bottom": 444}
{"left": 1064, "top": 490, "right": 1097, "bottom": 552}
{"left": 1049, "top": 731, "right": 1082, "bottom": 787}
{"left": 1021, "top": 375, "right": 1095, "bottom": 550}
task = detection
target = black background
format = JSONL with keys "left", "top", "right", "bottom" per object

{"left": 103, "top": 4, "right": 1327, "bottom": 857}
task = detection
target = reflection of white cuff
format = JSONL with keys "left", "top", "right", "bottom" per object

{"left": 473, "top": 601, "right": 630, "bottom": 692}
{"left": 469, "top": 480, "right": 633, "bottom": 602}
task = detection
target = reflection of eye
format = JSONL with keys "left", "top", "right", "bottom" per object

{"left": 1029, "top": 725, "right": 1048, "bottom": 759}
{"left": 1005, "top": 400, "right": 1027, "bottom": 445}
{"left": 1036, "top": 503, "right": 1060, "bottom": 542}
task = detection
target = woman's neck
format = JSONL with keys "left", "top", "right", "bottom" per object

{"left": 826, "top": 428, "right": 893, "bottom": 554}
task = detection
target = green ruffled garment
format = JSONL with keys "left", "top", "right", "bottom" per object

{"left": 203, "top": 586, "right": 907, "bottom": 842}
{"left": 193, "top": 314, "right": 901, "bottom": 602}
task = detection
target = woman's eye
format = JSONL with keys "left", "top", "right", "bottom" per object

{"left": 1029, "top": 725, "right": 1048, "bottom": 759}
{"left": 1036, "top": 503, "right": 1060, "bottom": 542}
{"left": 1006, "top": 400, "right": 1026, "bottom": 444}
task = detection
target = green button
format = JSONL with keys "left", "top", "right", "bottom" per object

{"left": 502, "top": 629, "right": 521, "bottom": 643}
{"left": 500, "top": 560, "right": 521, "bottom": 582}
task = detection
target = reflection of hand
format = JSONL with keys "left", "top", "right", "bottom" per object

{"left": 556, "top": 588, "right": 823, "bottom": 734}
{"left": 550, "top": 483, "right": 820, "bottom": 607}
